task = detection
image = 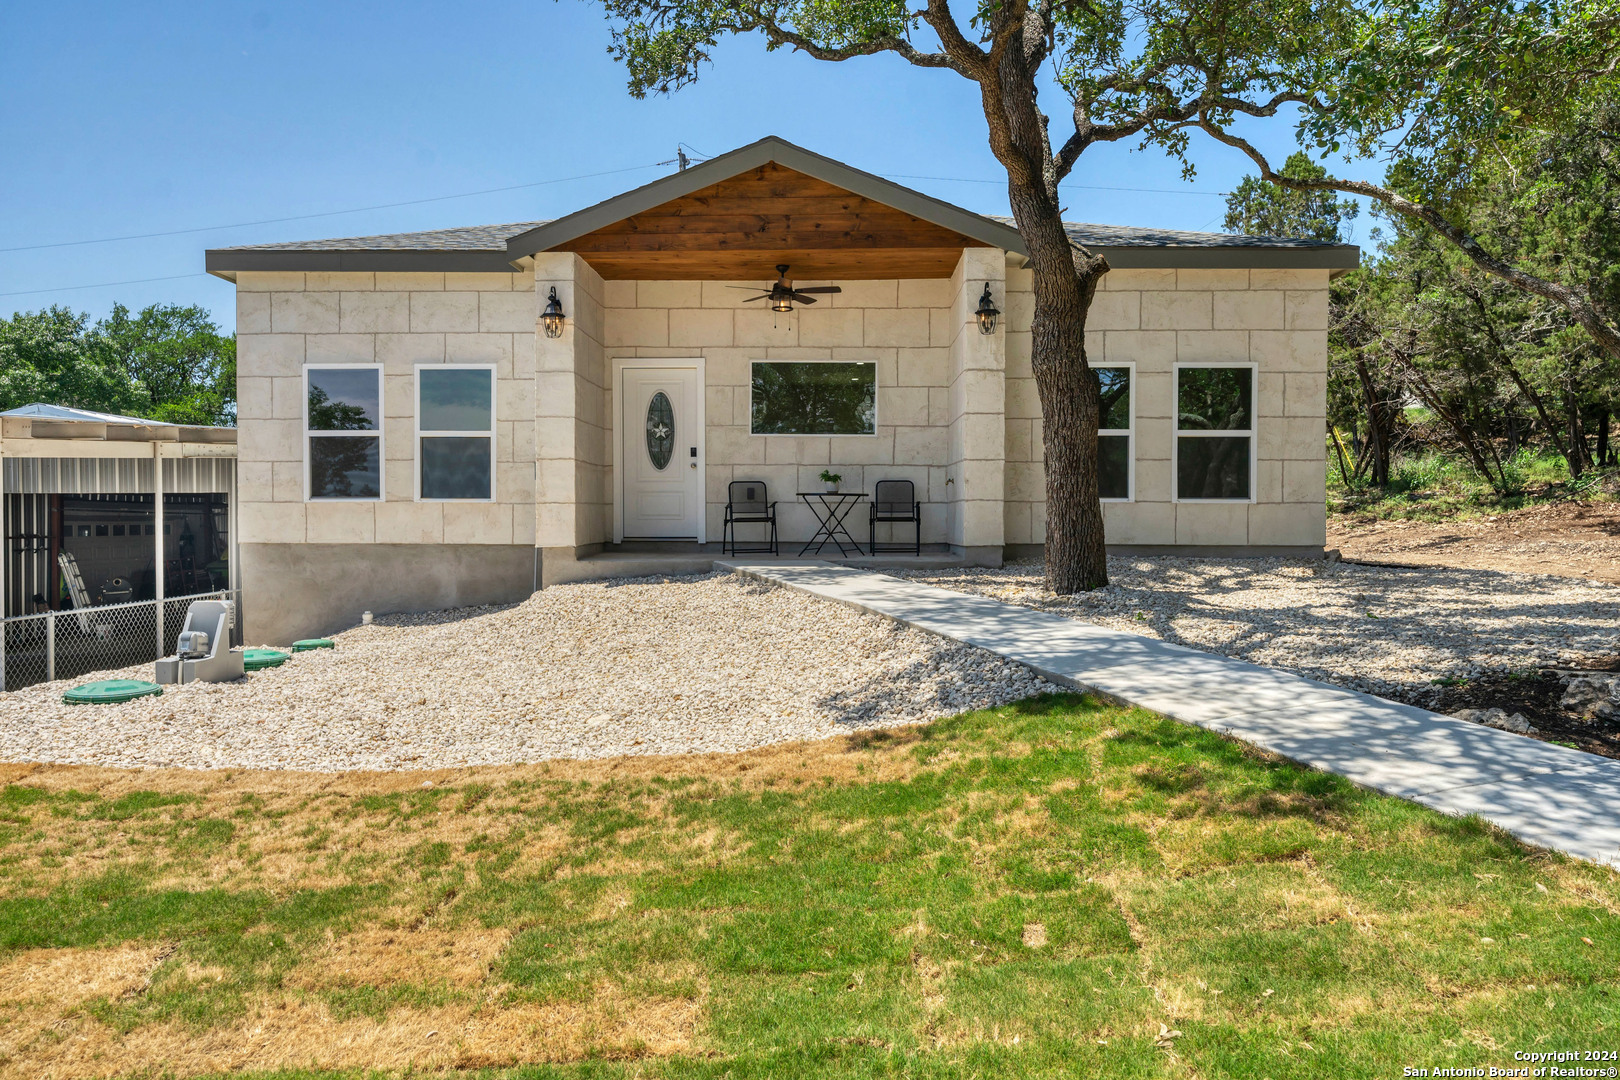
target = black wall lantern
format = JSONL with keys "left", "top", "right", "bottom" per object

{"left": 541, "top": 286, "right": 566, "bottom": 339}
{"left": 975, "top": 283, "right": 1000, "bottom": 335}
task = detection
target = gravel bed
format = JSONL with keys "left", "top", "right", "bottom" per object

{"left": 0, "top": 573, "right": 1053, "bottom": 772}
{"left": 895, "top": 557, "right": 1620, "bottom": 707}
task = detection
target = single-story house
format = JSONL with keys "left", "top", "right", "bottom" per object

{"left": 206, "top": 136, "right": 1357, "bottom": 643}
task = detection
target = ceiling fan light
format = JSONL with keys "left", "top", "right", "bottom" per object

{"left": 771, "top": 296, "right": 793, "bottom": 313}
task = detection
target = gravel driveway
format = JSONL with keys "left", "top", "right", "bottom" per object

{"left": 896, "top": 557, "right": 1620, "bottom": 706}
{"left": 0, "top": 573, "right": 1052, "bottom": 772}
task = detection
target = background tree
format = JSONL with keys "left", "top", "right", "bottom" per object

{"left": 1295, "top": 93, "right": 1620, "bottom": 496}
{"left": 1185, "top": 0, "right": 1620, "bottom": 364}
{"left": 594, "top": 0, "right": 1339, "bottom": 593}
{"left": 99, "top": 303, "right": 237, "bottom": 426}
{"left": 1223, "top": 150, "right": 1358, "bottom": 241}
{"left": 0, "top": 307, "right": 144, "bottom": 416}
{"left": 0, "top": 303, "right": 237, "bottom": 424}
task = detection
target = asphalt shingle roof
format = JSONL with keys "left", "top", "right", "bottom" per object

{"left": 213, "top": 215, "right": 1337, "bottom": 255}
{"left": 215, "top": 222, "right": 549, "bottom": 253}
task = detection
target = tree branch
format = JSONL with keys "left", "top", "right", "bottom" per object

{"left": 720, "top": 5, "right": 954, "bottom": 71}
{"left": 1199, "top": 120, "right": 1620, "bottom": 362}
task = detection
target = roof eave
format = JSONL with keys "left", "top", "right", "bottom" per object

{"left": 203, "top": 248, "right": 524, "bottom": 275}
{"left": 505, "top": 136, "right": 1028, "bottom": 258}
{"left": 1091, "top": 244, "right": 1360, "bottom": 271}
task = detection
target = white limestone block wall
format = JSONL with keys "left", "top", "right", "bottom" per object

{"left": 234, "top": 269, "right": 538, "bottom": 549}
{"left": 1002, "top": 266, "right": 1330, "bottom": 550}
{"left": 600, "top": 273, "right": 968, "bottom": 547}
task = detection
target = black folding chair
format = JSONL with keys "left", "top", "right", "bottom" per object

{"left": 723, "top": 480, "right": 778, "bottom": 555}
{"left": 869, "top": 479, "right": 921, "bottom": 555}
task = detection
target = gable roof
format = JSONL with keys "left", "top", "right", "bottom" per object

{"left": 206, "top": 137, "right": 1359, "bottom": 276}
{"left": 502, "top": 136, "right": 1026, "bottom": 259}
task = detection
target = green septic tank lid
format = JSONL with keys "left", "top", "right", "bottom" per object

{"left": 291, "top": 639, "right": 334, "bottom": 651}
{"left": 243, "top": 648, "right": 291, "bottom": 671}
{"left": 63, "top": 679, "right": 163, "bottom": 705}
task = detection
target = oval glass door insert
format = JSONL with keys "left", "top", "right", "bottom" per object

{"left": 645, "top": 391, "right": 674, "bottom": 470}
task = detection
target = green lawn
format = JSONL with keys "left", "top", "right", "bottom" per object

{"left": 0, "top": 693, "right": 1616, "bottom": 1078}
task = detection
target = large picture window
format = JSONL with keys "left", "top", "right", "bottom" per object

{"left": 305, "top": 365, "right": 382, "bottom": 500}
{"left": 750, "top": 361, "right": 876, "bottom": 436}
{"left": 1096, "top": 364, "right": 1133, "bottom": 501}
{"left": 416, "top": 365, "right": 495, "bottom": 501}
{"left": 1175, "top": 364, "right": 1256, "bottom": 501}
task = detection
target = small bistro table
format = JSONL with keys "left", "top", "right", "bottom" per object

{"left": 796, "top": 491, "right": 868, "bottom": 557}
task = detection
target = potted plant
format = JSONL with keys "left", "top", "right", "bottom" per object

{"left": 819, "top": 469, "right": 842, "bottom": 494}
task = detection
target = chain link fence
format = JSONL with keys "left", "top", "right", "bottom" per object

{"left": 1, "top": 591, "right": 242, "bottom": 692}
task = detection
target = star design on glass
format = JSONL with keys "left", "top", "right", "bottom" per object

{"left": 651, "top": 422, "right": 671, "bottom": 440}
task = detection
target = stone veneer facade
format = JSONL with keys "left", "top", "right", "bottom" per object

{"left": 233, "top": 249, "right": 1328, "bottom": 641}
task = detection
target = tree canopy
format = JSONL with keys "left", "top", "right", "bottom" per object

{"left": 0, "top": 303, "right": 236, "bottom": 425}
{"left": 1223, "top": 152, "right": 1358, "bottom": 242}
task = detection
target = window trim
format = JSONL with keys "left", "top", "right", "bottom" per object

{"left": 1096, "top": 360, "right": 1135, "bottom": 503}
{"left": 1171, "top": 361, "right": 1258, "bottom": 505}
{"left": 748, "top": 359, "right": 880, "bottom": 438}
{"left": 303, "top": 362, "right": 385, "bottom": 503}
{"left": 414, "top": 363, "right": 497, "bottom": 504}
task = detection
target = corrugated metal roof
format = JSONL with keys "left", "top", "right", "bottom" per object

{"left": 1, "top": 404, "right": 236, "bottom": 443}
{"left": 3, "top": 404, "right": 173, "bottom": 426}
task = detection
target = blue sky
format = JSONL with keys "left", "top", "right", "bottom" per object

{"left": 1, "top": 1, "right": 1343, "bottom": 330}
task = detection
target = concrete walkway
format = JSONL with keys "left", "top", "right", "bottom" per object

{"left": 720, "top": 560, "right": 1620, "bottom": 867}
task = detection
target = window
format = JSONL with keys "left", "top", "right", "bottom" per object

{"left": 416, "top": 365, "right": 495, "bottom": 501}
{"left": 1095, "top": 364, "right": 1133, "bottom": 501}
{"left": 1175, "top": 364, "right": 1256, "bottom": 501}
{"left": 750, "top": 361, "right": 876, "bottom": 436}
{"left": 305, "top": 365, "right": 382, "bottom": 500}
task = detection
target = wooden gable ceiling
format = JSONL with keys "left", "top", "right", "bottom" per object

{"left": 552, "top": 163, "right": 991, "bottom": 280}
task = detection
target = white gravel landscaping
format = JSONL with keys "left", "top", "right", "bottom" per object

{"left": 896, "top": 557, "right": 1620, "bottom": 703}
{"left": 0, "top": 572, "right": 1054, "bottom": 772}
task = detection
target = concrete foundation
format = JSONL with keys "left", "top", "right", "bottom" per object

{"left": 240, "top": 543, "right": 536, "bottom": 643}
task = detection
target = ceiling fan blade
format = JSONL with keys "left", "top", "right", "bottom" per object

{"left": 726, "top": 284, "right": 773, "bottom": 290}
{"left": 741, "top": 294, "right": 769, "bottom": 302}
{"left": 793, "top": 286, "right": 842, "bottom": 294}
{"left": 790, "top": 293, "right": 819, "bottom": 305}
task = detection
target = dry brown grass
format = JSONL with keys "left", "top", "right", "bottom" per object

{"left": 0, "top": 726, "right": 937, "bottom": 896}
{"left": 0, "top": 985, "right": 705, "bottom": 1079}
{"left": 0, "top": 945, "right": 170, "bottom": 1008}
{"left": 287, "top": 927, "right": 513, "bottom": 990}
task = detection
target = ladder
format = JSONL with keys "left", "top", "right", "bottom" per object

{"left": 56, "top": 552, "right": 110, "bottom": 638}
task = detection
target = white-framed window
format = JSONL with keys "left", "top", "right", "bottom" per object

{"left": 415, "top": 364, "right": 496, "bottom": 502}
{"left": 750, "top": 360, "right": 877, "bottom": 436}
{"left": 1173, "top": 362, "right": 1257, "bottom": 502}
{"left": 1095, "top": 362, "right": 1134, "bottom": 502}
{"left": 304, "top": 364, "right": 383, "bottom": 501}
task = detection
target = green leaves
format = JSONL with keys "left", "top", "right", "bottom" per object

{"left": 1224, "top": 151, "right": 1360, "bottom": 241}
{"left": 598, "top": 0, "right": 918, "bottom": 98}
{"left": 0, "top": 302, "right": 235, "bottom": 424}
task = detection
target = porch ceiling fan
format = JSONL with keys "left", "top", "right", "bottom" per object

{"left": 729, "top": 265, "right": 841, "bottom": 312}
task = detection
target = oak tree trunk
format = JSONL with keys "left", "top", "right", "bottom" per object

{"left": 1009, "top": 189, "right": 1110, "bottom": 593}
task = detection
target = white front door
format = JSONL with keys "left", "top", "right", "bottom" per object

{"left": 620, "top": 364, "right": 703, "bottom": 539}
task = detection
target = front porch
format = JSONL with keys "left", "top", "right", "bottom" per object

{"left": 514, "top": 145, "right": 1021, "bottom": 586}
{"left": 542, "top": 541, "right": 976, "bottom": 586}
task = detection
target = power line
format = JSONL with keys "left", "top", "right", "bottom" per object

{"left": 0, "top": 273, "right": 205, "bottom": 299}
{"left": 0, "top": 163, "right": 667, "bottom": 254}
{"left": 4, "top": 162, "right": 1237, "bottom": 300}
{"left": 886, "top": 172, "right": 1230, "bottom": 196}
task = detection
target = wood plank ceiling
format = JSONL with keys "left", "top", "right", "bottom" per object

{"left": 551, "top": 163, "right": 990, "bottom": 280}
